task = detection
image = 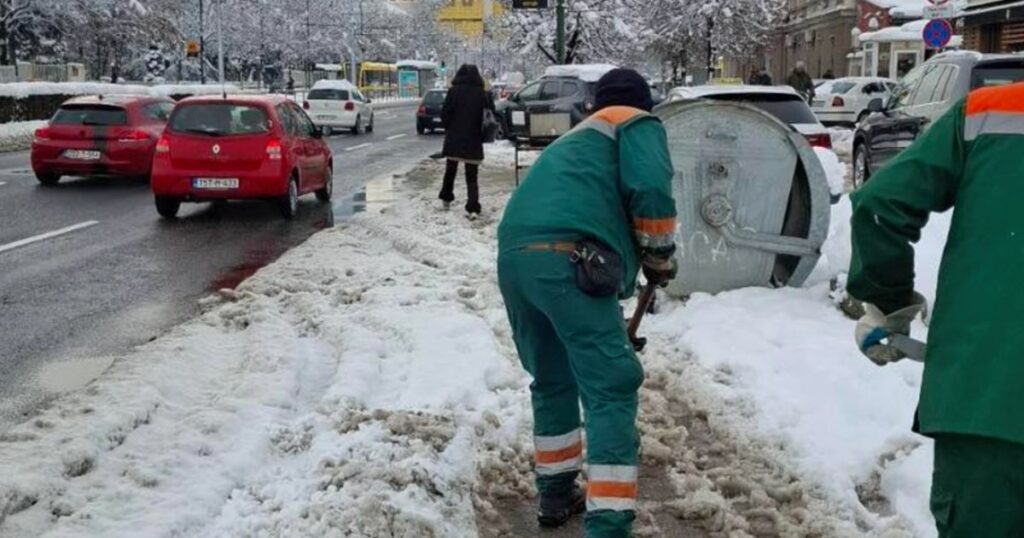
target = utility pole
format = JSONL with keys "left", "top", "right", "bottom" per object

{"left": 555, "top": 0, "right": 566, "bottom": 64}
{"left": 199, "top": 0, "right": 205, "bottom": 83}
{"left": 306, "top": 0, "right": 311, "bottom": 89}
{"left": 706, "top": 16, "right": 714, "bottom": 83}
{"left": 216, "top": 0, "right": 225, "bottom": 91}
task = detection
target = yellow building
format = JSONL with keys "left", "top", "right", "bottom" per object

{"left": 439, "top": 0, "right": 503, "bottom": 38}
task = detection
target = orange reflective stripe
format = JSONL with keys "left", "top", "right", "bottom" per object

{"left": 591, "top": 106, "right": 645, "bottom": 126}
{"left": 587, "top": 480, "right": 638, "bottom": 499}
{"left": 535, "top": 441, "right": 583, "bottom": 464}
{"left": 634, "top": 217, "right": 676, "bottom": 235}
{"left": 966, "top": 83, "right": 1024, "bottom": 116}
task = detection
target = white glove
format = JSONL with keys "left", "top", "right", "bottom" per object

{"left": 855, "top": 292, "right": 926, "bottom": 366}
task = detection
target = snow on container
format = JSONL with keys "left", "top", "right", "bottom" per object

{"left": 656, "top": 100, "right": 830, "bottom": 297}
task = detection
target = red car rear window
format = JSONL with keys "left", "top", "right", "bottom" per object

{"left": 52, "top": 105, "right": 128, "bottom": 126}
{"left": 169, "top": 104, "right": 270, "bottom": 136}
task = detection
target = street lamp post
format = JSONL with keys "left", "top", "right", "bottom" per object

{"left": 555, "top": 0, "right": 566, "bottom": 64}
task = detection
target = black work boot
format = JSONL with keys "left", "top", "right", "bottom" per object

{"left": 537, "top": 483, "right": 586, "bottom": 527}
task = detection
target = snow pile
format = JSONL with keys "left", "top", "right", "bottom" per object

{"left": 0, "top": 82, "right": 241, "bottom": 99}
{"left": 815, "top": 146, "right": 848, "bottom": 197}
{"left": 0, "top": 169, "right": 531, "bottom": 537}
{"left": 0, "top": 120, "right": 46, "bottom": 152}
{"left": 149, "top": 84, "right": 241, "bottom": 96}
{"left": 646, "top": 187, "right": 953, "bottom": 536}
{"left": 830, "top": 127, "right": 855, "bottom": 159}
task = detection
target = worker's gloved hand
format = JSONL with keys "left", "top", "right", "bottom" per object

{"left": 855, "top": 292, "right": 926, "bottom": 366}
{"left": 642, "top": 254, "right": 678, "bottom": 287}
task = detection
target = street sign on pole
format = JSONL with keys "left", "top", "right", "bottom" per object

{"left": 922, "top": 18, "right": 953, "bottom": 50}
{"left": 923, "top": 4, "right": 957, "bottom": 19}
{"left": 513, "top": 0, "right": 549, "bottom": 7}
{"left": 186, "top": 40, "right": 200, "bottom": 58}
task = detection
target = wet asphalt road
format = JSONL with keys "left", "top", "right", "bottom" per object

{"left": 0, "top": 103, "right": 442, "bottom": 429}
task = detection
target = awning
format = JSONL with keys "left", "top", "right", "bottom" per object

{"left": 960, "top": 0, "right": 1024, "bottom": 25}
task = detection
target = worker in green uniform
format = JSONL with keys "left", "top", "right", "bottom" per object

{"left": 849, "top": 82, "right": 1024, "bottom": 536}
{"left": 497, "top": 68, "right": 678, "bottom": 538}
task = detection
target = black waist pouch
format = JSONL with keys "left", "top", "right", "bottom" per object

{"left": 571, "top": 239, "right": 624, "bottom": 298}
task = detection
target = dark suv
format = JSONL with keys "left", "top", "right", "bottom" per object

{"left": 496, "top": 75, "right": 599, "bottom": 140}
{"left": 853, "top": 52, "right": 1024, "bottom": 186}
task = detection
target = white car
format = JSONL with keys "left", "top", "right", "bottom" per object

{"left": 303, "top": 79, "right": 374, "bottom": 135}
{"left": 665, "top": 85, "right": 833, "bottom": 149}
{"left": 811, "top": 77, "right": 897, "bottom": 126}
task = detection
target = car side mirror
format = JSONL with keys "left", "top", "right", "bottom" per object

{"left": 867, "top": 98, "right": 885, "bottom": 113}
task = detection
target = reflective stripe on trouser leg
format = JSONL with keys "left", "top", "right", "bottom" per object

{"left": 535, "top": 428, "right": 583, "bottom": 476}
{"left": 587, "top": 464, "right": 638, "bottom": 512}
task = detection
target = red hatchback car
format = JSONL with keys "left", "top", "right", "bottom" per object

{"left": 150, "top": 95, "right": 333, "bottom": 220}
{"left": 31, "top": 95, "right": 175, "bottom": 185}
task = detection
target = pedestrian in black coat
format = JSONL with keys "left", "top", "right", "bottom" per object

{"left": 439, "top": 64, "right": 494, "bottom": 218}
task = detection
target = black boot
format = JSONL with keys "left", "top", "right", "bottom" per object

{"left": 537, "top": 483, "right": 586, "bottom": 528}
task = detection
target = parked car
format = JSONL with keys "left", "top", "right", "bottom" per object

{"left": 495, "top": 64, "right": 615, "bottom": 141}
{"left": 811, "top": 77, "right": 897, "bottom": 126}
{"left": 665, "top": 85, "right": 833, "bottom": 149}
{"left": 853, "top": 51, "right": 1024, "bottom": 187}
{"left": 416, "top": 89, "right": 446, "bottom": 135}
{"left": 303, "top": 79, "right": 374, "bottom": 135}
{"left": 31, "top": 94, "right": 175, "bottom": 186}
{"left": 150, "top": 95, "right": 333, "bottom": 220}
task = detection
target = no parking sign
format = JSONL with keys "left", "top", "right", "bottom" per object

{"left": 922, "top": 19, "right": 953, "bottom": 50}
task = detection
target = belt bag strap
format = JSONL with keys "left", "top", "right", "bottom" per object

{"left": 572, "top": 239, "right": 623, "bottom": 298}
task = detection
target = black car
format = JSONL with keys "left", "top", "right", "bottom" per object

{"left": 416, "top": 89, "right": 447, "bottom": 134}
{"left": 495, "top": 71, "right": 602, "bottom": 141}
{"left": 853, "top": 52, "right": 1024, "bottom": 186}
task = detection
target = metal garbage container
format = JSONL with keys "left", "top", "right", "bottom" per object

{"left": 656, "top": 100, "right": 831, "bottom": 297}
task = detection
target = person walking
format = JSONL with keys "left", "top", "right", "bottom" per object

{"left": 786, "top": 61, "right": 815, "bottom": 103}
{"left": 497, "top": 68, "right": 679, "bottom": 538}
{"left": 849, "top": 81, "right": 1024, "bottom": 536}
{"left": 439, "top": 64, "right": 494, "bottom": 220}
{"left": 748, "top": 67, "right": 772, "bottom": 86}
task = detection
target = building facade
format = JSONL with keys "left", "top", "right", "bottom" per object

{"left": 959, "top": 0, "right": 1024, "bottom": 52}
{"left": 766, "top": 0, "right": 859, "bottom": 82}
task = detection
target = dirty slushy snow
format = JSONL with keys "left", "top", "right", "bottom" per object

{"left": 0, "top": 149, "right": 947, "bottom": 537}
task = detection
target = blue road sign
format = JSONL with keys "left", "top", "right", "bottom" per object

{"left": 922, "top": 19, "right": 953, "bottom": 50}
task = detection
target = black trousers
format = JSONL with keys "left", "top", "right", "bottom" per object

{"left": 438, "top": 159, "right": 481, "bottom": 214}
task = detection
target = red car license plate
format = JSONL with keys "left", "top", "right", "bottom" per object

{"left": 63, "top": 149, "right": 101, "bottom": 161}
{"left": 193, "top": 178, "right": 239, "bottom": 189}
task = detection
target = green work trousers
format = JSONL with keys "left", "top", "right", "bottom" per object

{"left": 931, "top": 433, "right": 1024, "bottom": 537}
{"left": 498, "top": 249, "right": 644, "bottom": 538}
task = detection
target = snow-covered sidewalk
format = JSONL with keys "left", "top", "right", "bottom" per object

{"left": 0, "top": 147, "right": 944, "bottom": 537}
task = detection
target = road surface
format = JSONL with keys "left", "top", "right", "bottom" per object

{"left": 0, "top": 103, "right": 442, "bottom": 429}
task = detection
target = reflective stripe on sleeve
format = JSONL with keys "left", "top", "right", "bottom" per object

{"left": 586, "top": 464, "right": 638, "bottom": 512}
{"left": 964, "top": 111, "right": 1024, "bottom": 141}
{"left": 535, "top": 428, "right": 583, "bottom": 476}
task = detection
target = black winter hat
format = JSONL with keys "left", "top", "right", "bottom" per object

{"left": 594, "top": 68, "right": 653, "bottom": 112}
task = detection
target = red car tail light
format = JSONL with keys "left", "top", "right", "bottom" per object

{"left": 266, "top": 139, "right": 283, "bottom": 160}
{"left": 155, "top": 135, "right": 170, "bottom": 154}
{"left": 832, "top": 96, "right": 845, "bottom": 107}
{"left": 33, "top": 127, "right": 52, "bottom": 142}
{"left": 806, "top": 133, "right": 833, "bottom": 149}
{"left": 303, "top": 100, "right": 310, "bottom": 110}
{"left": 118, "top": 129, "right": 150, "bottom": 142}
{"left": 345, "top": 102, "right": 355, "bottom": 111}
{"left": 417, "top": 104, "right": 426, "bottom": 115}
